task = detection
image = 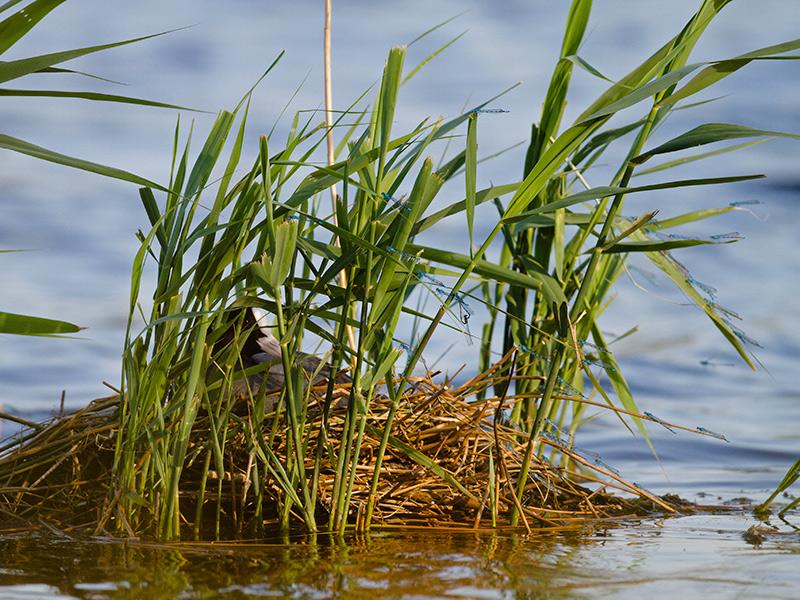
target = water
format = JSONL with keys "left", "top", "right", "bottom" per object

{"left": 1, "top": 519, "right": 798, "bottom": 599}
{"left": 1, "top": 1, "right": 799, "bottom": 596}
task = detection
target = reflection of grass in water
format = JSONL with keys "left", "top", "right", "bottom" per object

{"left": 3, "top": 517, "right": 795, "bottom": 596}
{"left": 1, "top": 0, "right": 798, "bottom": 538}
{"left": 0, "top": 530, "right": 586, "bottom": 598}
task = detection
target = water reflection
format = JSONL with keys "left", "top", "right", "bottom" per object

{"left": 1, "top": 515, "right": 798, "bottom": 599}
{"left": 0, "top": 530, "right": 576, "bottom": 598}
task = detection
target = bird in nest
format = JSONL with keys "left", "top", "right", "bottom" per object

{"left": 213, "top": 306, "right": 351, "bottom": 408}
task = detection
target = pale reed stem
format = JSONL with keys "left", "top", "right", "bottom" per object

{"left": 324, "top": 0, "right": 357, "bottom": 356}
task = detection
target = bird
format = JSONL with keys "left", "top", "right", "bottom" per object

{"left": 214, "top": 306, "right": 350, "bottom": 411}
{"left": 248, "top": 306, "right": 350, "bottom": 389}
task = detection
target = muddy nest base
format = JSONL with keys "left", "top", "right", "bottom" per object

{"left": 0, "top": 372, "right": 677, "bottom": 538}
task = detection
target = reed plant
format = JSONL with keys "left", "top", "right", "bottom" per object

{"left": 2, "top": 0, "right": 798, "bottom": 538}
{"left": 104, "top": 0, "right": 799, "bottom": 539}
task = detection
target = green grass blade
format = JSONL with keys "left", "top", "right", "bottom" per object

{"left": 633, "top": 123, "right": 800, "bottom": 164}
{"left": 407, "top": 10, "right": 466, "bottom": 46}
{"left": 0, "top": 88, "right": 203, "bottom": 111}
{"left": 138, "top": 187, "right": 167, "bottom": 248}
{"left": 465, "top": 112, "right": 477, "bottom": 250}
{"left": 578, "top": 62, "right": 703, "bottom": 123}
{"left": 633, "top": 140, "right": 767, "bottom": 176}
{"left": 0, "top": 28, "right": 182, "bottom": 84}
{"left": 660, "top": 38, "right": 800, "bottom": 107}
{"left": 575, "top": 38, "right": 675, "bottom": 122}
{"left": 648, "top": 205, "right": 734, "bottom": 229}
{"left": 0, "top": 310, "right": 81, "bottom": 335}
{"left": 403, "top": 30, "right": 466, "bottom": 85}
{"left": 413, "top": 182, "right": 519, "bottom": 234}
{"left": 406, "top": 243, "right": 567, "bottom": 305}
{"left": 376, "top": 46, "right": 406, "bottom": 168}
{"left": 270, "top": 220, "right": 299, "bottom": 289}
{"left": 564, "top": 53, "right": 617, "bottom": 84}
{"left": 0, "top": 0, "right": 64, "bottom": 54}
{"left": 601, "top": 238, "right": 732, "bottom": 253}
{"left": 553, "top": 207, "right": 565, "bottom": 281}
{"left": 0, "top": 133, "right": 166, "bottom": 190}
{"left": 626, "top": 228, "right": 756, "bottom": 368}
{"left": 599, "top": 210, "right": 658, "bottom": 250}
{"left": 183, "top": 111, "right": 235, "bottom": 199}
{"left": 534, "top": 0, "right": 592, "bottom": 158}
{"left": 507, "top": 119, "right": 603, "bottom": 218}
{"left": 572, "top": 119, "right": 644, "bottom": 165}
{"left": 0, "top": 1, "right": 25, "bottom": 15}
{"left": 27, "top": 66, "right": 127, "bottom": 85}
{"left": 757, "top": 459, "right": 800, "bottom": 514}
{"left": 591, "top": 325, "right": 650, "bottom": 442}
{"left": 506, "top": 174, "right": 764, "bottom": 223}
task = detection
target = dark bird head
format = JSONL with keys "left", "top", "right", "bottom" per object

{"left": 211, "top": 305, "right": 350, "bottom": 390}
{"left": 211, "top": 306, "right": 278, "bottom": 368}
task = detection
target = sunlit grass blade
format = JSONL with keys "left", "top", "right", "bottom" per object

{"left": 633, "top": 123, "right": 800, "bottom": 164}
{"left": 599, "top": 210, "right": 658, "bottom": 250}
{"left": 564, "top": 53, "right": 618, "bottom": 84}
{"left": 183, "top": 111, "right": 236, "bottom": 200}
{"left": 0, "top": 0, "right": 26, "bottom": 15}
{"left": 406, "top": 243, "right": 567, "bottom": 305}
{"left": 531, "top": 0, "right": 592, "bottom": 161}
{"left": 506, "top": 174, "right": 764, "bottom": 223}
{"left": 0, "top": 88, "right": 204, "bottom": 111}
{"left": 633, "top": 139, "right": 767, "bottom": 177}
{"left": 403, "top": 30, "right": 466, "bottom": 84}
{"left": 0, "top": 133, "right": 167, "bottom": 189}
{"left": 659, "top": 38, "right": 800, "bottom": 107}
{"left": 413, "top": 181, "right": 519, "bottom": 234}
{"left": 648, "top": 205, "right": 736, "bottom": 229}
{"left": 376, "top": 46, "right": 405, "bottom": 170}
{"left": 601, "top": 237, "right": 734, "bottom": 253}
{"left": 465, "top": 112, "right": 477, "bottom": 250}
{"left": 758, "top": 459, "right": 800, "bottom": 516}
{"left": 0, "top": 0, "right": 64, "bottom": 54}
{"left": 0, "top": 28, "right": 183, "bottom": 83}
{"left": 0, "top": 310, "right": 82, "bottom": 335}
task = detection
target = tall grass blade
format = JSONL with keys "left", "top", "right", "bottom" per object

{"left": 633, "top": 123, "right": 800, "bottom": 164}
{"left": 0, "top": 133, "right": 167, "bottom": 189}
{"left": 0, "top": 88, "right": 201, "bottom": 111}
{"left": 0, "top": 311, "right": 81, "bottom": 335}
{"left": 465, "top": 112, "right": 477, "bottom": 251}
{"left": 0, "top": 0, "right": 64, "bottom": 54}
{"left": 0, "top": 28, "right": 183, "bottom": 83}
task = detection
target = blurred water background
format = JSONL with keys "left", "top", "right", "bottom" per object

{"left": 0, "top": 1, "right": 798, "bottom": 596}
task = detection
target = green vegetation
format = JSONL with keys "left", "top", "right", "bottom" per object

{"left": 758, "top": 459, "right": 800, "bottom": 517}
{"left": 0, "top": 0, "right": 191, "bottom": 336}
{"left": 1, "top": 0, "right": 798, "bottom": 538}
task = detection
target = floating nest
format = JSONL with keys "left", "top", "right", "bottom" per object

{"left": 0, "top": 361, "right": 677, "bottom": 537}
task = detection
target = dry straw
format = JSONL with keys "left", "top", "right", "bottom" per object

{"left": 1, "top": 354, "right": 673, "bottom": 537}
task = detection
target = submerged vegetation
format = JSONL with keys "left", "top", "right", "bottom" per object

{"left": 1, "top": 0, "right": 798, "bottom": 538}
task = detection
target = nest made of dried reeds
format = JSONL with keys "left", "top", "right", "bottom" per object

{"left": 0, "top": 360, "right": 676, "bottom": 537}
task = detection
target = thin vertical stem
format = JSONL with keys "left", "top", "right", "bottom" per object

{"left": 274, "top": 295, "right": 317, "bottom": 531}
{"left": 323, "top": 0, "right": 335, "bottom": 195}
{"left": 324, "top": 0, "right": 357, "bottom": 356}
